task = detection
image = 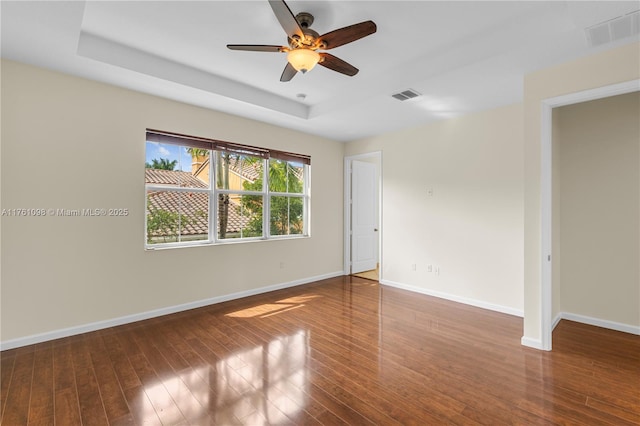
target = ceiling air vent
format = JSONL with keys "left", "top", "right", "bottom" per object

{"left": 392, "top": 89, "right": 421, "bottom": 101}
{"left": 585, "top": 10, "right": 640, "bottom": 47}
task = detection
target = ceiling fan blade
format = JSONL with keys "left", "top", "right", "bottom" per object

{"left": 280, "top": 62, "right": 298, "bottom": 82}
{"left": 227, "top": 44, "right": 284, "bottom": 52}
{"left": 269, "top": 0, "right": 304, "bottom": 39}
{"left": 318, "top": 53, "right": 359, "bottom": 76}
{"left": 319, "top": 21, "right": 377, "bottom": 50}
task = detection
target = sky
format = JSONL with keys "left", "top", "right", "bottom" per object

{"left": 146, "top": 141, "right": 305, "bottom": 173}
{"left": 145, "top": 142, "right": 193, "bottom": 172}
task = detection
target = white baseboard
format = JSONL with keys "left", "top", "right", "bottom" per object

{"left": 379, "top": 279, "right": 524, "bottom": 317}
{"left": 520, "top": 336, "right": 545, "bottom": 350}
{"left": 555, "top": 311, "right": 640, "bottom": 335}
{"left": 0, "top": 271, "right": 344, "bottom": 351}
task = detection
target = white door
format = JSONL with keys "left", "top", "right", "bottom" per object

{"left": 351, "top": 160, "right": 378, "bottom": 274}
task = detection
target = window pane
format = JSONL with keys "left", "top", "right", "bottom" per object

{"left": 268, "top": 159, "right": 303, "bottom": 194}
{"left": 146, "top": 190, "right": 209, "bottom": 244}
{"left": 218, "top": 194, "right": 263, "bottom": 239}
{"left": 216, "top": 152, "right": 263, "bottom": 190}
{"left": 270, "top": 196, "right": 303, "bottom": 236}
{"left": 145, "top": 141, "right": 210, "bottom": 189}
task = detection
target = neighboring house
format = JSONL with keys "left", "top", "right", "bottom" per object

{"left": 192, "top": 154, "right": 303, "bottom": 191}
{"left": 192, "top": 155, "right": 261, "bottom": 196}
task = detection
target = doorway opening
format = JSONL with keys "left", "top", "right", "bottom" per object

{"left": 344, "top": 152, "right": 382, "bottom": 281}
{"left": 539, "top": 79, "right": 639, "bottom": 350}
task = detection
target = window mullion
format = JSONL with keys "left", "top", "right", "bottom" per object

{"left": 304, "top": 164, "right": 310, "bottom": 236}
{"left": 145, "top": 185, "right": 210, "bottom": 193}
{"left": 212, "top": 151, "right": 219, "bottom": 243}
{"left": 209, "top": 149, "right": 215, "bottom": 243}
{"left": 217, "top": 189, "right": 265, "bottom": 197}
{"left": 268, "top": 192, "right": 304, "bottom": 198}
{"left": 264, "top": 158, "right": 270, "bottom": 239}
{"left": 177, "top": 191, "right": 182, "bottom": 243}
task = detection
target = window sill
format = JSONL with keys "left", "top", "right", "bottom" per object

{"left": 145, "top": 234, "right": 310, "bottom": 251}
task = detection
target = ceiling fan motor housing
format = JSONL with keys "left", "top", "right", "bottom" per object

{"left": 296, "top": 12, "right": 314, "bottom": 28}
{"left": 289, "top": 12, "right": 325, "bottom": 49}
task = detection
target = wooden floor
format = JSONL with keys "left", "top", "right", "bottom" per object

{"left": 1, "top": 276, "right": 639, "bottom": 425}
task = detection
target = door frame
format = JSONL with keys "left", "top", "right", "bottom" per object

{"left": 539, "top": 79, "right": 639, "bottom": 351}
{"left": 344, "top": 152, "right": 382, "bottom": 276}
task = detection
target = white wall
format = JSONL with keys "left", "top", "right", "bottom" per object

{"left": 523, "top": 41, "right": 640, "bottom": 345}
{"left": 554, "top": 92, "right": 639, "bottom": 327}
{"left": 345, "top": 104, "right": 524, "bottom": 315}
{"left": 0, "top": 60, "right": 345, "bottom": 346}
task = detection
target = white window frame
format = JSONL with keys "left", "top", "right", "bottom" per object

{"left": 144, "top": 130, "right": 311, "bottom": 250}
{"left": 264, "top": 158, "right": 311, "bottom": 239}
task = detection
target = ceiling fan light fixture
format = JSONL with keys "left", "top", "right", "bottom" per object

{"left": 227, "top": 1, "right": 377, "bottom": 81}
{"left": 287, "top": 48, "right": 320, "bottom": 73}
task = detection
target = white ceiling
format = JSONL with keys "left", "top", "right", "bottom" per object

{"left": 2, "top": 1, "right": 639, "bottom": 142}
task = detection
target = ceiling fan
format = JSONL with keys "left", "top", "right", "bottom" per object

{"left": 227, "top": 0, "right": 377, "bottom": 82}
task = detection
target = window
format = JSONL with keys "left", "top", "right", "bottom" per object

{"left": 144, "top": 130, "right": 310, "bottom": 248}
{"left": 267, "top": 157, "right": 306, "bottom": 236}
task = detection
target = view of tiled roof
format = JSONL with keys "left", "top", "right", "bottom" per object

{"left": 231, "top": 159, "right": 261, "bottom": 182}
{"left": 194, "top": 157, "right": 262, "bottom": 183}
{"left": 145, "top": 169, "right": 208, "bottom": 188}
{"left": 145, "top": 169, "right": 252, "bottom": 236}
{"left": 234, "top": 159, "right": 303, "bottom": 182}
{"left": 147, "top": 190, "right": 209, "bottom": 236}
{"left": 195, "top": 157, "right": 303, "bottom": 184}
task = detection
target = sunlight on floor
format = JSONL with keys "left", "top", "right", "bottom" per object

{"left": 141, "top": 331, "right": 309, "bottom": 424}
{"left": 226, "top": 294, "right": 322, "bottom": 318}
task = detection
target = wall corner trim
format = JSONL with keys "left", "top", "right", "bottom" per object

{"left": 552, "top": 313, "right": 562, "bottom": 330}
{"left": 521, "top": 336, "right": 546, "bottom": 350}
{"left": 0, "top": 271, "right": 344, "bottom": 351}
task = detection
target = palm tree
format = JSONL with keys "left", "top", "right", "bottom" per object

{"left": 242, "top": 159, "right": 303, "bottom": 236}
{"left": 186, "top": 148, "right": 232, "bottom": 238}
{"left": 146, "top": 158, "right": 178, "bottom": 170}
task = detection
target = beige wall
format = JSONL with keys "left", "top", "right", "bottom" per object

{"left": 0, "top": 60, "right": 344, "bottom": 344}
{"left": 554, "top": 92, "right": 639, "bottom": 326}
{"left": 523, "top": 42, "right": 640, "bottom": 343}
{"left": 346, "top": 104, "right": 525, "bottom": 314}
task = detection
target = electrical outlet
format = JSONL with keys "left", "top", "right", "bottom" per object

{"left": 427, "top": 264, "right": 433, "bottom": 272}
{"left": 427, "top": 187, "right": 434, "bottom": 197}
{"left": 435, "top": 266, "right": 440, "bottom": 276}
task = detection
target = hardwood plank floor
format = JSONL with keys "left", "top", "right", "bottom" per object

{"left": 1, "top": 276, "right": 638, "bottom": 425}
